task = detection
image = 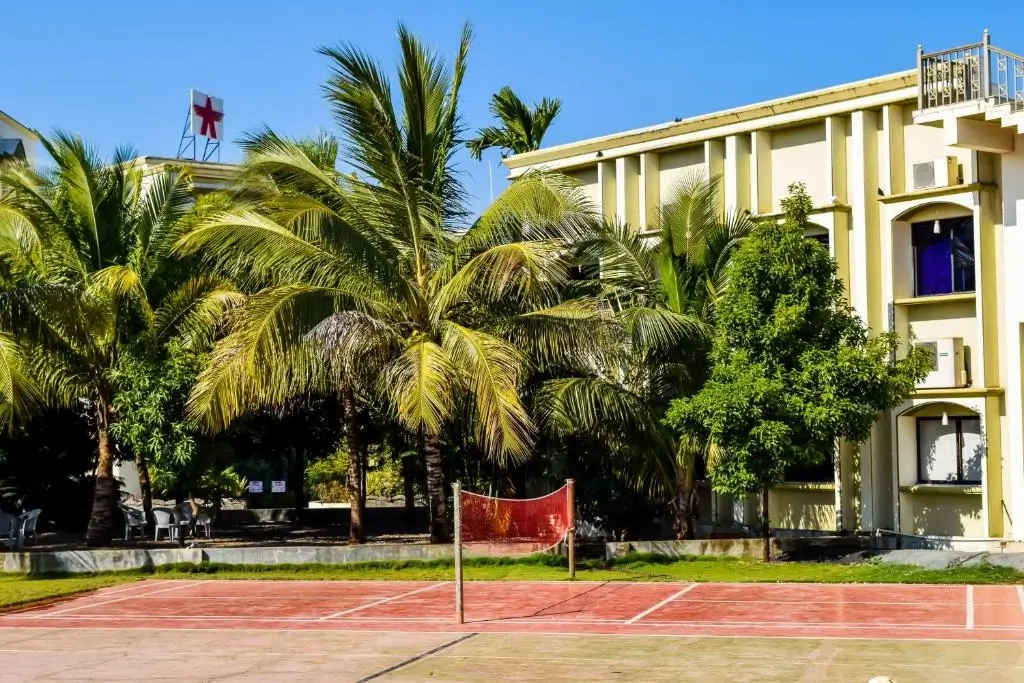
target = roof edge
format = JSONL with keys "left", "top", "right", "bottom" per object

{"left": 504, "top": 69, "right": 916, "bottom": 169}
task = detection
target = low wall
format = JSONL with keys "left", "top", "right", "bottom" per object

{"left": 218, "top": 506, "right": 425, "bottom": 531}
{"left": 3, "top": 544, "right": 450, "bottom": 575}
{"left": 605, "top": 539, "right": 781, "bottom": 561}
{"left": 2, "top": 548, "right": 204, "bottom": 574}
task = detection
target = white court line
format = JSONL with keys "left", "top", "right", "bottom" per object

{"left": 1, "top": 624, "right": 1019, "bottom": 644}
{"left": 1017, "top": 585, "right": 1024, "bottom": 614}
{"left": 315, "top": 582, "right": 446, "bottom": 621}
{"left": 624, "top": 583, "right": 699, "bottom": 625}
{"left": 966, "top": 585, "right": 975, "bottom": 630}
{"left": 34, "top": 581, "right": 202, "bottom": 618}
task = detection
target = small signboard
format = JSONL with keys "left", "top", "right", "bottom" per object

{"left": 271, "top": 480, "right": 287, "bottom": 494}
{"left": 248, "top": 481, "right": 263, "bottom": 494}
{"left": 190, "top": 89, "right": 224, "bottom": 141}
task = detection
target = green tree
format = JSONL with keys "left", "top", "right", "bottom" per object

{"left": 538, "top": 173, "right": 755, "bottom": 538}
{"left": 467, "top": 86, "right": 562, "bottom": 160}
{"left": 0, "top": 135, "right": 240, "bottom": 545}
{"left": 177, "top": 25, "right": 599, "bottom": 543}
{"left": 664, "top": 183, "right": 930, "bottom": 560}
{"left": 110, "top": 339, "right": 204, "bottom": 520}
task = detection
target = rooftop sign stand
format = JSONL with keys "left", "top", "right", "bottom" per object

{"left": 177, "top": 89, "right": 223, "bottom": 162}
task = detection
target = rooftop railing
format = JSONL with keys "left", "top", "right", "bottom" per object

{"left": 918, "top": 31, "right": 1024, "bottom": 113}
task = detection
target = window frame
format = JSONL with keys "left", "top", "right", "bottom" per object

{"left": 910, "top": 216, "right": 975, "bottom": 297}
{"left": 916, "top": 415, "right": 983, "bottom": 485}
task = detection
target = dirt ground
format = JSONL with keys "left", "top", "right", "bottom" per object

{"left": 0, "top": 627, "right": 1020, "bottom": 682}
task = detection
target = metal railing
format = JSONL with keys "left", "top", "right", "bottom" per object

{"left": 918, "top": 31, "right": 1024, "bottom": 113}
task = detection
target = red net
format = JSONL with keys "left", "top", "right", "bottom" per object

{"left": 459, "top": 485, "right": 571, "bottom": 553}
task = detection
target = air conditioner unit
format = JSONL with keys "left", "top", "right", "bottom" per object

{"left": 912, "top": 156, "right": 960, "bottom": 190}
{"left": 914, "top": 337, "right": 967, "bottom": 389}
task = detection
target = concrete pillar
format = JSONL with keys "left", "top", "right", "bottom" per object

{"left": 615, "top": 156, "right": 640, "bottom": 227}
{"left": 724, "top": 135, "right": 751, "bottom": 216}
{"left": 705, "top": 139, "right": 725, "bottom": 217}
{"left": 751, "top": 130, "right": 772, "bottom": 215}
{"left": 598, "top": 159, "right": 616, "bottom": 222}
{"left": 639, "top": 152, "right": 660, "bottom": 230}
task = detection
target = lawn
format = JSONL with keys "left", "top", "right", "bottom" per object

{"left": 0, "top": 574, "right": 134, "bottom": 609}
{"left": 2, "top": 554, "right": 1021, "bottom": 611}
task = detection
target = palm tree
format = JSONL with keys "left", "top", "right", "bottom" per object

{"left": 538, "top": 173, "right": 755, "bottom": 539}
{"left": 466, "top": 86, "right": 562, "bottom": 160}
{"left": 0, "top": 134, "right": 240, "bottom": 546}
{"left": 176, "top": 24, "right": 599, "bottom": 543}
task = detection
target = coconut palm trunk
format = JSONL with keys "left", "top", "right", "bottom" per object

{"left": 673, "top": 463, "right": 698, "bottom": 540}
{"left": 135, "top": 450, "right": 153, "bottom": 522}
{"left": 761, "top": 486, "right": 771, "bottom": 563}
{"left": 423, "top": 431, "right": 448, "bottom": 543}
{"left": 341, "top": 385, "right": 365, "bottom": 543}
{"left": 86, "top": 398, "right": 118, "bottom": 547}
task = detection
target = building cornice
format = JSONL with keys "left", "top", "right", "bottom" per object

{"left": 505, "top": 70, "right": 916, "bottom": 172}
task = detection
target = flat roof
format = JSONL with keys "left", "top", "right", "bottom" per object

{"left": 504, "top": 69, "right": 917, "bottom": 170}
{"left": 0, "top": 111, "right": 40, "bottom": 141}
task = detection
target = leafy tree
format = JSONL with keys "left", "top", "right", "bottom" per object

{"left": 110, "top": 339, "right": 205, "bottom": 519}
{"left": 538, "top": 174, "right": 755, "bottom": 539}
{"left": 177, "top": 25, "right": 599, "bottom": 542}
{"left": 664, "top": 183, "right": 930, "bottom": 560}
{"left": 0, "top": 135, "right": 240, "bottom": 545}
{"left": 467, "top": 86, "right": 562, "bottom": 160}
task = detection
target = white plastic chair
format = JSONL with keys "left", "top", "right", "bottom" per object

{"left": 172, "top": 503, "right": 194, "bottom": 540}
{"left": 195, "top": 510, "right": 213, "bottom": 539}
{"left": 17, "top": 509, "right": 41, "bottom": 546}
{"left": 151, "top": 508, "right": 174, "bottom": 541}
{"left": 120, "top": 505, "right": 146, "bottom": 541}
{"left": 0, "top": 512, "right": 17, "bottom": 548}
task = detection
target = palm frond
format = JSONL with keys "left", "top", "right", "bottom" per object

{"left": 441, "top": 322, "right": 532, "bottom": 465}
{"left": 381, "top": 337, "right": 462, "bottom": 436}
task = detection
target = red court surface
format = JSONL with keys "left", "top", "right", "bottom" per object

{"left": 4, "top": 579, "right": 1024, "bottom": 642}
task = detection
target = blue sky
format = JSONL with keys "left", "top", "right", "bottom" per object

{"left": 0, "top": 1, "right": 1007, "bottom": 216}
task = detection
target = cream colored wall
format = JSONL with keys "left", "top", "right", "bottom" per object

{"left": 0, "top": 119, "right": 38, "bottom": 167}
{"left": 899, "top": 492, "right": 984, "bottom": 537}
{"left": 769, "top": 489, "right": 836, "bottom": 531}
{"left": 769, "top": 123, "right": 828, "bottom": 209}
{"left": 568, "top": 166, "right": 601, "bottom": 215}
{"left": 657, "top": 146, "right": 704, "bottom": 201}
{"left": 906, "top": 301, "right": 978, "bottom": 381}
{"left": 901, "top": 108, "right": 973, "bottom": 189}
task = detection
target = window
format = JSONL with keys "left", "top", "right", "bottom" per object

{"left": 804, "top": 228, "right": 830, "bottom": 251}
{"left": 917, "top": 416, "right": 982, "bottom": 484}
{"left": 912, "top": 217, "right": 975, "bottom": 296}
{"left": 784, "top": 449, "right": 835, "bottom": 483}
{"left": 567, "top": 258, "right": 600, "bottom": 281}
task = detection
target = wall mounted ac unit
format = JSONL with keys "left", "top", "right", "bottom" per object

{"left": 914, "top": 337, "right": 967, "bottom": 389}
{"left": 912, "top": 156, "right": 960, "bottom": 190}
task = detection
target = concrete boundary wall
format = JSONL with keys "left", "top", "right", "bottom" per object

{"left": 605, "top": 539, "right": 781, "bottom": 561}
{"left": 2, "top": 544, "right": 453, "bottom": 575}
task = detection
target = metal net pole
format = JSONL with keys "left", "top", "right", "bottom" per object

{"left": 453, "top": 481, "right": 464, "bottom": 624}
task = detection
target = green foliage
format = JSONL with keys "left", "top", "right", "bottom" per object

{"left": 304, "top": 446, "right": 404, "bottom": 503}
{"left": 466, "top": 86, "right": 562, "bottom": 160}
{"left": 665, "top": 183, "right": 931, "bottom": 497}
{"left": 111, "top": 340, "right": 203, "bottom": 472}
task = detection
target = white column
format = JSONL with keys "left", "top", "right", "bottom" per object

{"left": 598, "top": 159, "right": 617, "bottom": 222}
{"left": 639, "top": 152, "right": 660, "bottom": 230}
{"left": 751, "top": 130, "right": 772, "bottom": 215}
{"left": 615, "top": 156, "right": 640, "bottom": 227}
{"left": 724, "top": 135, "right": 751, "bottom": 216}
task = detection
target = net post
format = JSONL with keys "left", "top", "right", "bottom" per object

{"left": 566, "top": 479, "right": 576, "bottom": 579}
{"left": 453, "top": 481, "right": 464, "bottom": 624}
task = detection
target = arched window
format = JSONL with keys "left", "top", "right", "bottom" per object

{"left": 911, "top": 216, "right": 974, "bottom": 296}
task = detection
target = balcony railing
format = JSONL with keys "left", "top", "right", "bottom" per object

{"left": 918, "top": 31, "right": 1024, "bottom": 113}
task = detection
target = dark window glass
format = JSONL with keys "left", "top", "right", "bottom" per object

{"left": 912, "top": 217, "right": 975, "bottom": 296}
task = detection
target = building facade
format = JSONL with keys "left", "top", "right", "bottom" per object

{"left": 0, "top": 111, "right": 39, "bottom": 167}
{"left": 505, "top": 32, "right": 1024, "bottom": 546}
